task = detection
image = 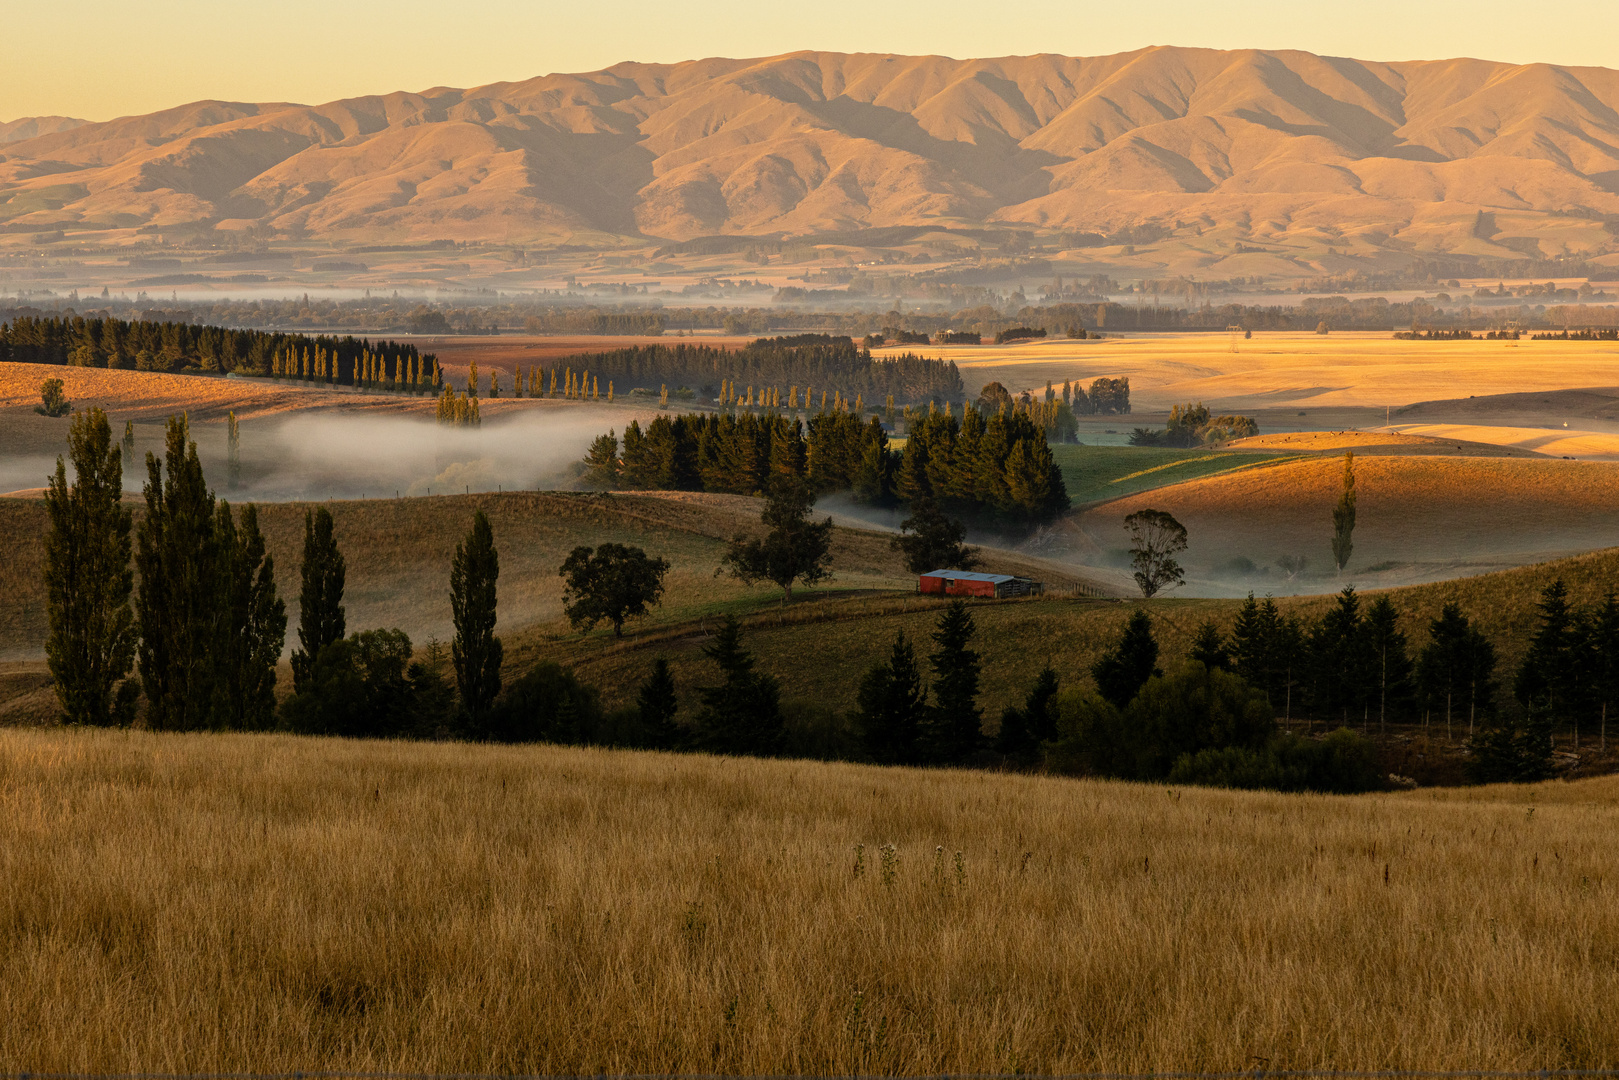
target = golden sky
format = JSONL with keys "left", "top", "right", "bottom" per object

{"left": 8, "top": 0, "right": 1619, "bottom": 121}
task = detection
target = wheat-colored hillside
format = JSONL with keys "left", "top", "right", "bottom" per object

{"left": 2, "top": 727, "right": 1617, "bottom": 1072}
{"left": 7, "top": 48, "right": 1619, "bottom": 250}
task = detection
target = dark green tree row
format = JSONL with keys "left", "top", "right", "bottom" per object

{"left": 46, "top": 412, "right": 285, "bottom": 729}
{"left": 587, "top": 404, "right": 1069, "bottom": 525}
{"left": 0, "top": 314, "right": 436, "bottom": 386}
{"left": 546, "top": 334, "right": 964, "bottom": 404}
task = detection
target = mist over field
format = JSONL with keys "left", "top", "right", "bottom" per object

{"left": 201, "top": 409, "right": 623, "bottom": 502}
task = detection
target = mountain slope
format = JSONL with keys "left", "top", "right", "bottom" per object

{"left": 6, "top": 47, "right": 1619, "bottom": 250}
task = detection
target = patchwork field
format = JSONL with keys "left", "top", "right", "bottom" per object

{"left": 4, "top": 726, "right": 1619, "bottom": 1073}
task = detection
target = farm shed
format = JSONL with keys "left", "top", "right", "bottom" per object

{"left": 918, "top": 570, "right": 1044, "bottom": 599}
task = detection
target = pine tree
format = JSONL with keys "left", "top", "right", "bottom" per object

{"left": 1332, "top": 450, "right": 1356, "bottom": 573}
{"left": 291, "top": 506, "right": 345, "bottom": 694}
{"left": 1310, "top": 585, "right": 1369, "bottom": 727}
{"left": 1364, "top": 595, "right": 1415, "bottom": 733}
{"left": 44, "top": 407, "right": 137, "bottom": 726}
{"left": 1515, "top": 579, "right": 1579, "bottom": 743}
{"left": 856, "top": 630, "right": 928, "bottom": 765}
{"left": 1585, "top": 593, "right": 1619, "bottom": 752}
{"left": 451, "top": 509, "right": 503, "bottom": 722}
{"left": 924, "top": 600, "right": 983, "bottom": 764}
{"left": 1189, "top": 621, "right": 1230, "bottom": 669}
{"left": 135, "top": 415, "right": 219, "bottom": 731}
{"left": 1093, "top": 610, "right": 1161, "bottom": 709}
{"left": 210, "top": 502, "right": 286, "bottom": 730}
{"left": 637, "top": 658, "right": 682, "bottom": 750}
{"left": 693, "top": 616, "right": 782, "bottom": 756}
{"left": 996, "top": 665, "right": 1058, "bottom": 757}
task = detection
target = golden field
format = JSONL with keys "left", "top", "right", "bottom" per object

{"left": 917, "top": 331, "right": 1619, "bottom": 415}
{"left": 2, "top": 726, "right": 1618, "bottom": 1073}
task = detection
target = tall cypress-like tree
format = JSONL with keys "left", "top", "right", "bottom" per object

{"left": 211, "top": 502, "right": 286, "bottom": 730}
{"left": 135, "top": 415, "right": 218, "bottom": 731}
{"left": 43, "top": 407, "right": 137, "bottom": 726}
{"left": 1332, "top": 451, "right": 1356, "bottom": 573}
{"left": 451, "top": 509, "right": 503, "bottom": 722}
{"left": 292, "top": 507, "right": 346, "bottom": 694}
{"left": 856, "top": 630, "right": 928, "bottom": 765}
{"left": 925, "top": 600, "right": 982, "bottom": 764}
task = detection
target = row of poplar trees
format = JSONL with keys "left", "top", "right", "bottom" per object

{"left": 42, "top": 410, "right": 503, "bottom": 730}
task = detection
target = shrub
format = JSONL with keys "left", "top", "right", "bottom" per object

{"left": 36, "top": 378, "right": 70, "bottom": 417}
{"left": 1169, "top": 728, "right": 1384, "bottom": 794}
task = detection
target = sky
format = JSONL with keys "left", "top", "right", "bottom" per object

{"left": 7, "top": 0, "right": 1619, "bottom": 121}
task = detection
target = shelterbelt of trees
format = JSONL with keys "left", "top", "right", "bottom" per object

{"left": 549, "top": 335, "right": 964, "bottom": 405}
{"left": 0, "top": 314, "right": 438, "bottom": 389}
{"left": 586, "top": 402, "right": 1070, "bottom": 526}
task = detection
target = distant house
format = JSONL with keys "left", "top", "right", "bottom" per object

{"left": 918, "top": 569, "right": 1044, "bottom": 599}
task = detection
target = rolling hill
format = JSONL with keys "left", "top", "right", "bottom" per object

{"left": 7, "top": 48, "right": 1619, "bottom": 252}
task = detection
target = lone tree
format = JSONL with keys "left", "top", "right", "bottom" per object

{"left": 856, "top": 630, "right": 929, "bottom": 765}
{"left": 37, "top": 378, "right": 70, "bottom": 417}
{"left": 451, "top": 509, "right": 503, "bottom": 721}
{"left": 891, "top": 496, "right": 979, "bottom": 573}
{"left": 291, "top": 507, "right": 346, "bottom": 694}
{"left": 721, "top": 477, "right": 833, "bottom": 603}
{"left": 1123, "top": 508, "right": 1187, "bottom": 598}
{"left": 559, "top": 542, "right": 670, "bottom": 637}
{"left": 1332, "top": 450, "right": 1356, "bottom": 574}
{"left": 43, "top": 407, "right": 137, "bottom": 726}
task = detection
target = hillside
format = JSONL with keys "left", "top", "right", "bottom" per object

{"left": 7, "top": 49, "right": 1619, "bottom": 253}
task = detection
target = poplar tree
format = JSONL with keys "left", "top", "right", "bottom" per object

{"left": 226, "top": 410, "right": 241, "bottom": 489}
{"left": 468, "top": 359, "right": 480, "bottom": 397}
{"left": 291, "top": 506, "right": 345, "bottom": 694}
{"left": 1332, "top": 450, "right": 1356, "bottom": 573}
{"left": 451, "top": 509, "right": 503, "bottom": 722}
{"left": 44, "top": 407, "right": 136, "bottom": 726}
{"left": 121, "top": 420, "right": 135, "bottom": 465}
{"left": 211, "top": 502, "right": 286, "bottom": 730}
{"left": 135, "top": 415, "right": 219, "bottom": 731}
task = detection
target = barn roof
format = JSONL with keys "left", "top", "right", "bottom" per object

{"left": 920, "top": 570, "right": 1017, "bottom": 583}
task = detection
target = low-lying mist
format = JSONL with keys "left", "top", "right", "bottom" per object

{"left": 161, "top": 409, "right": 625, "bottom": 502}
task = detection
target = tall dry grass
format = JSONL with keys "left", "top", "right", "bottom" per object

{"left": 3, "top": 727, "right": 1618, "bottom": 1072}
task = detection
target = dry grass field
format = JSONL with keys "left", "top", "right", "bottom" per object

{"left": 1068, "top": 453, "right": 1619, "bottom": 592}
{"left": 3, "top": 726, "right": 1619, "bottom": 1073}
{"left": 901, "top": 331, "right": 1619, "bottom": 413}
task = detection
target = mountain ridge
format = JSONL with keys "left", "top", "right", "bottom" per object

{"left": 5, "top": 46, "right": 1619, "bottom": 255}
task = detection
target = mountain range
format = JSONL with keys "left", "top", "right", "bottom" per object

{"left": 6, "top": 47, "right": 1619, "bottom": 254}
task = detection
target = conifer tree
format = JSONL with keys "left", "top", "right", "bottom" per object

{"left": 693, "top": 616, "right": 782, "bottom": 756}
{"left": 856, "top": 630, "right": 928, "bottom": 765}
{"left": 135, "top": 415, "right": 219, "bottom": 731}
{"left": 1093, "top": 609, "right": 1160, "bottom": 709}
{"left": 44, "top": 407, "right": 136, "bottom": 726}
{"left": 1586, "top": 593, "right": 1619, "bottom": 752}
{"left": 210, "top": 502, "right": 285, "bottom": 730}
{"left": 1189, "top": 621, "right": 1230, "bottom": 669}
{"left": 1515, "top": 579, "right": 1579, "bottom": 741}
{"left": 291, "top": 506, "right": 345, "bottom": 694}
{"left": 924, "top": 600, "right": 983, "bottom": 764}
{"left": 637, "top": 657, "right": 682, "bottom": 750}
{"left": 451, "top": 509, "right": 503, "bottom": 722}
{"left": 995, "top": 665, "right": 1058, "bottom": 757}
{"left": 1364, "top": 595, "right": 1415, "bottom": 733}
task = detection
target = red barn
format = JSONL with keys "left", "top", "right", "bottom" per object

{"left": 918, "top": 570, "right": 1043, "bottom": 599}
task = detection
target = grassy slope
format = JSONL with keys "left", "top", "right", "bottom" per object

{"left": 1052, "top": 444, "right": 1301, "bottom": 504}
{"left": 3, "top": 726, "right": 1618, "bottom": 1072}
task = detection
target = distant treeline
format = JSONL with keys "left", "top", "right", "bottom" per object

{"left": 1393, "top": 329, "right": 1522, "bottom": 341}
{"left": 588, "top": 403, "right": 1068, "bottom": 525}
{"left": 551, "top": 334, "right": 964, "bottom": 404}
{"left": 0, "top": 314, "right": 438, "bottom": 389}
